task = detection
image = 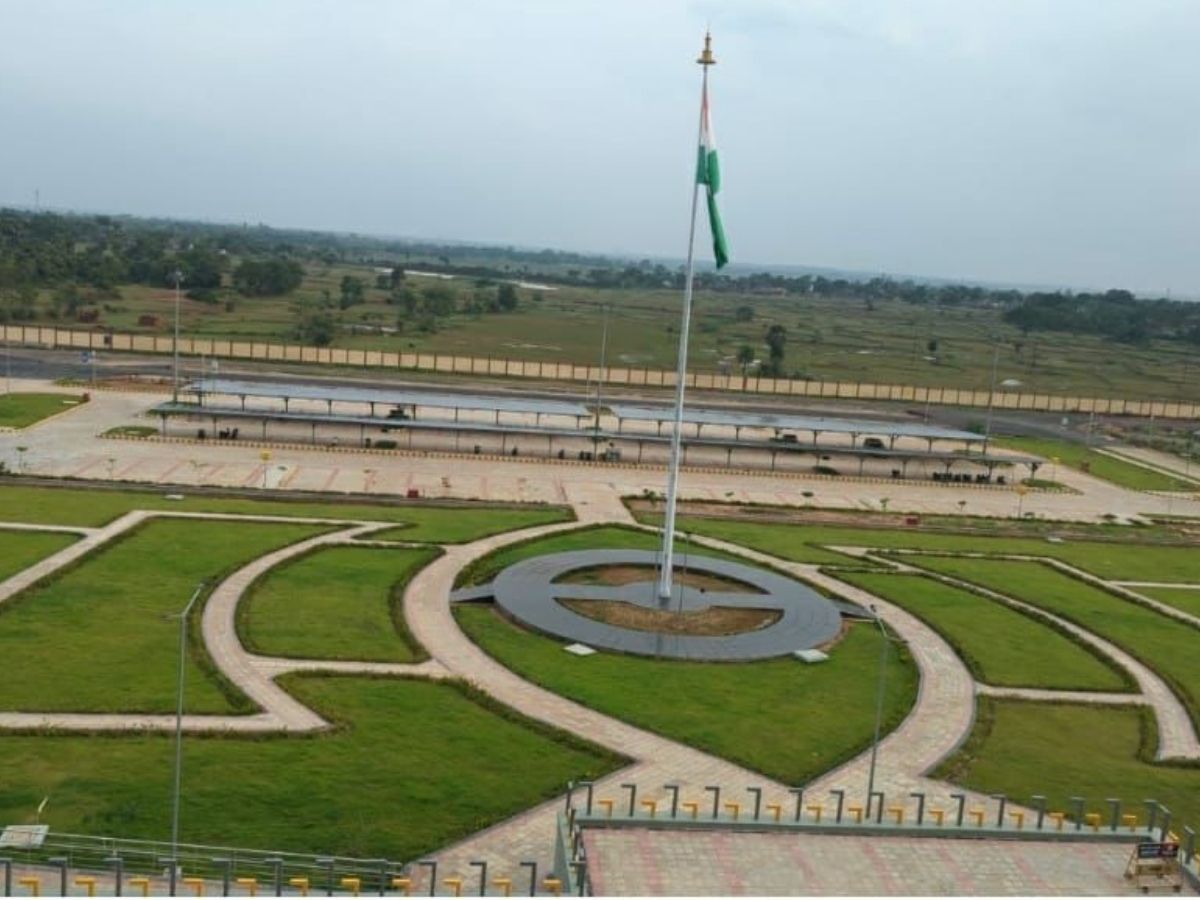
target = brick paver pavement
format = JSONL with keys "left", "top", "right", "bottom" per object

{"left": 583, "top": 828, "right": 1188, "bottom": 895}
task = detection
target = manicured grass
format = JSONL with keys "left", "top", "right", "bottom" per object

{"left": 997, "top": 436, "right": 1195, "bottom": 491}
{"left": 640, "top": 514, "right": 1200, "bottom": 583}
{"left": 0, "top": 482, "right": 572, "bottom": 538}
{"left": 935, "top": 699, "right": 1200, "bottom": 831}
{"left": 243, "top": 546, "right": 439, "bottom": 662}
{"left": 361, "top": 506, "right": 570, "bottom": 543}
{"left": 910, "top": 556, "right": 1200, "bottom": 730}
{"left": 455, "top": 523, "right": 740, "bottom": 588}
{"left": 454, "top": 604, "right": 918, "bottom": 785}
{"left": 0, "top": 519, "right": 329, "bottom": 714}
{"left": 1136, "top": 586, "right": 1200, "bottom": 618}
{"left": 0, "top": 393, "right": 84, "bottom": 428}
{"left": 0, "top": 529, "right": 78, "bottom": 581}
{"left": 0, "top": 675, "right": 619, "bottom": 859}
{"left": 835, "top": 571, "right": 1130, "bottom": 692}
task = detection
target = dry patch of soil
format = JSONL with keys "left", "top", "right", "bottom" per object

{"left": 556, "top": 563, "right": 764, "bottom": 594}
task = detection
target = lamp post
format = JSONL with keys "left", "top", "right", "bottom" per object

{"left": 593, "top": 304, "right": 610, "bottom": 456}
{"left": 865, "top": 604, "right": 889, "bottom": 817}
{"left": 171, "top": 269, "right": 184, "bottom": 404}
{"left": 171, "top": 582, "right": 206, "bottom": 857}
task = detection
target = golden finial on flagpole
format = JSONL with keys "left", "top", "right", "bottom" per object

{"left": 697, "top": 31, "right": 716, "bottom": 66}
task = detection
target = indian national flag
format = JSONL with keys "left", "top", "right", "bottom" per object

{"left": 696, "top": 83, "right": 729, "bottom": 269}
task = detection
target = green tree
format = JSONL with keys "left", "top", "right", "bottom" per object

{"left": 496, "top": 283, "right": 519, "bottom": 312}
{"left": 737, "top": 344, "right": 755, "bottom": 375}
{"left": 339, "top": 275, "right": 366, "bottom": 310}
{"left": 764, "top": 324, "right": 787, "bottom": 376}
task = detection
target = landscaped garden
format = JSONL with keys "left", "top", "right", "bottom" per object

{"left": 0, "top": 528, "right": 78, "bottom": 581}
{"left": 0, "top": 482, "right": 572, "bottom": 537}
{"left": 936, "top": 699, "right": 1200, "bottom": 831}
{"left": 242, "top": 545, "right": 440, "bottom": 662}
{"left": 0, "top": 392, "right": 85, "bottom": 429}
{"left": 0, "top": 675, "right": 619, "bottom": 859}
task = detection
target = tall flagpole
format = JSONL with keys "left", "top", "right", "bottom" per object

{"left": 657, "top": 33, "right": 716, "bottom": 601}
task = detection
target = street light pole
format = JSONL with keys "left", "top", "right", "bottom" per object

{"left": 171, "top": 269, "right": 184, "bottom": 405}
{"left": 865, "top": 605, "right": 889, "bottom": 817}
{"left": 593, "top": 304, "right": 610, "bottom": 455}
{"left": 171, "top": 581, "right": 206, "bottom": 857}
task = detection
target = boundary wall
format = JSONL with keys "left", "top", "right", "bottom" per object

{"left": 6, "top": 324, "right": 1199, "bottom": 420}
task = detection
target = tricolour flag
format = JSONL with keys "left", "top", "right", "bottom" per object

{"left": 696, "top": 83, "right": 729, "bottom": 269}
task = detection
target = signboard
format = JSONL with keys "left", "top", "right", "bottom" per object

{"left": 0, "top": 824, "right": 49, "bottom": 849}
{"left": 1136, "top": 842, "right": 1180, "bottom": 860}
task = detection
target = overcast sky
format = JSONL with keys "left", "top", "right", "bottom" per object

{"left": 1, "top": 0, "right": 1197, "bottom": 294}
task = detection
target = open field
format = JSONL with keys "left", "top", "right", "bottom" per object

{"left": 936, "top": 699, "right": 1200, "bottom": 831}
{"left": 242, "top": 545, "right": 440, "bottom": 662}
{"left": 0, "top": 518, "right": 328, "bottom": 713}
{"left": 0, "top": 529, "right": 78, "bottom": 581}
{"left": 25, "top": 262, "right": 1200, "bottom": 401}
{"left": 834, "top": 571, "right": 1130, "bottom": 692}
{"left": 996, "top": 436, "right": 1197, "bottom": 491}
{"left": 0, "top": 482, "right": 572, "bottom": 536}
{"left": 0, "top": 392, "right": 84, "bottom": 428}
{"left": 455, "top": 604, "right": 917, "bottom": 785}
{"left": 0, "top": 675, "right": 619, "bottom": 859}
{"left": 909, "top": 556, "right": 1200, "bottom": 730}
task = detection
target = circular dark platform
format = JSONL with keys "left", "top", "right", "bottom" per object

{"left": 487, "top": 549, "right": 842, "bottom": 661}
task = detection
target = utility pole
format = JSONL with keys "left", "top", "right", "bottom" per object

{"left": 982, "top": 343, "right": 1000, "bottom": 454}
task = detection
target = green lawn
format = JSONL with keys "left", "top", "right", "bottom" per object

{"left": 455, "top": 604, "right": 917, "bottom": 785}
{"left": 0, "top": 529, "right": 78, "bottom": 581}
{"left": 835, "top": 571, "right": 1130, "bottom": 692}
{"left": 0, "top": 393, "right": 84, "bottom": 428}
{"left": 360, "top": 506, "right": 570, "bottom": 543}
{"left": 455, "top": 523, "right": 742, "bottom": 588}
{"left": 0, "top": 518, "right": 329, "bottom": 714}
{"left": 996, "top": 437, "right": 1195, "bottom": 492}
{"left": 242, "top": 545, "right": 439, "bottom": 662}
{"left": 0, "top": 482, "right": 571, "bottom": 538}
{"left": 1136, "top": 586, "right": 1200, "bottom": 618}
{"left": 637, "top": 514, "right": 1200, "bottom": 583}
{"left": 910, "top": 556, "right": 1200, "bottom": 730}
{"left": 0, "top": 675, "right": 619, "bottom": 859}
{"left": 936, "top": 699, "right": 1200, "bottom": 831}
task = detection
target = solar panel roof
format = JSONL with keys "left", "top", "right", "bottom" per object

{"left": 188, "top": 379, "right": 590, "bottom": 418}
{"left": 607, "top": 403, "right": 980, "bottom": 441}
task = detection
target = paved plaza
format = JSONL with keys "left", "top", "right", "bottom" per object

{"left": 583, "top": 828, "right": 1192, "bottom": 895}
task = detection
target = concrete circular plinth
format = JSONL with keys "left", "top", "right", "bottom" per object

{"left": 489, "top": 549, "right": 842, "bottom": 661}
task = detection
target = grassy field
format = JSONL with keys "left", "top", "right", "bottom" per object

{"left": 0, "top": 393, "right": 84, "bottom": 428}
{"left": 31, "top": 261, "right": 1200, "bottom": 401}
{"left": 0, "top": 518, "right": 328, "bottom": 714}
{"left": 910, "top": 556, "right": 1200, "bottom": 730}
{"left": 1136, "top": 586, "right": 1200, "bottom": 618}
{"left": 634, "top": 513, "right": 1200, "bottom": 583}
{"left": 242, "top": 546, "right": 439, "bottom": 662}
{"left": 834, "top": 571, "right": 1130, "bottom": 692}
{"left": 0, "top": 482, "right": 571, "bottom": 537}
{"left": 0, "top": 675, "right": 619, "bottom": 859}
{"left": 936, "top": 699, "right": 1200, "bottom": 831}
{"left": 455, "top": 604, "right": 917, "bottom": 785}
{"left": 996, "top": 437, "right": 1196, "bottom": 491}
{"left": 455, "top": 523, "right": 745, "bottom": 588}
{"left": 0, "top": 529, "right": 78, "bottom": 581}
